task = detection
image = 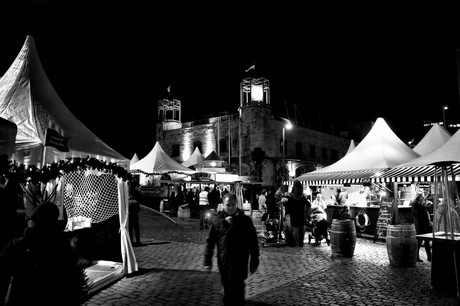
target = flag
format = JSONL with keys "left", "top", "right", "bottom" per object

{"left": 245, "top": 64, "right": 255, "bottom": 73}
{"left": 167, "top": 85, "right": 171, "bottom": 93}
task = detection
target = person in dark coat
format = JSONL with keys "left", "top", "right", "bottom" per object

{"left": 411, "top": 193, "right": 432, "bottom": 262}
{"left": 129, "top": 190, "right": 141, "bottom": 246}
{"left": 204, "top": 193, "right": 259, "bottom": 306}
{"left": 284, "top": 181, "right": 310, "bottom": 247}
{"left": 0, "top": 202, "right": 87, "bottom": 305}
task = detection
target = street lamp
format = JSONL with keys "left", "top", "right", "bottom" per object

{"left": 442, "top": 105, "right": 449, "bottom": 128}
{"left": 282, "top": 121, "right": 293, "bottom": 181}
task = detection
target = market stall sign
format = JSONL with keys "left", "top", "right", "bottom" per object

{"left": 45, "top": 128, "right": 69, "bottom": 152}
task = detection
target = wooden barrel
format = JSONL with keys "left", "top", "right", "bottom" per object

{"left": 178, "top": 207, "right": 190, "bottom": 221}
{"left": 330, "top": 219, "right": 357, "bottom": 257}
{"left": 386, "top": 224, "right": 418, "bottom": 268}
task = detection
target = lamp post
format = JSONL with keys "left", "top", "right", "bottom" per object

{"left": 282, "top": 121, "right": 293, "bottom": 181}
{"left": 442, "top": 105, "right": 449, "bottom": 128}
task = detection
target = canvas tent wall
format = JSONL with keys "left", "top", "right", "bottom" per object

{"left": 0, "top": 36, "right": 129, "bottom": 167}
{"left": 294, "top": 117, "right": 420, "bottom": 185}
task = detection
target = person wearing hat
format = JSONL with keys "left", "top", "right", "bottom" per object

{"left": 0, "top": 202, "right": 87, "bottom": 305}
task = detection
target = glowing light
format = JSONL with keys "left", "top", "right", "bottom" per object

{"left": 251, "top": 85, "right": 263, "bottom": 101}
{"left": 181, "top": 131, "right": 193, "bottom": 161}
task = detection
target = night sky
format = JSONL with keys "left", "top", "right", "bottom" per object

{"left": 2, "top": 2, "right": 460, "bottom": 160}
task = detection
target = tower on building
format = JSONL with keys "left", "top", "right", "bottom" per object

{"left": 240, "top": 77, "right": 270, "bottom": 106}
{"left": 157, "top": 99, "right": 182, "bottom": 130}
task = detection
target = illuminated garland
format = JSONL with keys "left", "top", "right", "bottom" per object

{"left": 130, "top": 169, "right": 193, "bottom": 176}
{"left": 1, "top": 156, "right": 132, "bottom": 185}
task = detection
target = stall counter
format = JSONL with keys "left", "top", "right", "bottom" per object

{"left": 326, "top": 204, "right": 414, "bottom": 240}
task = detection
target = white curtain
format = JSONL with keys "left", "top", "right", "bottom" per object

{"left": 117, "top": 178, "right": 138, "bottom": 274}
{"left": 236, "top": 182, "right": 243, "bottom": 209}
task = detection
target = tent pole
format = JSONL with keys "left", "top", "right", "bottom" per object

{"left": 42, "top": 145, "right": 47, "bottom": 168}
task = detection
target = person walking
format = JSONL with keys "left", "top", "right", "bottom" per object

{"left": 199, "top": 186, "right": 211, "bottom": 230}
{"left": 284, "top": 181, "right": 310, "bottom": 247}
{"left": 204, "top": 193, "right": 259, "bottom": 306}
{"left": 129, "top": 190, "right": 141, "bottom": 246}
{"left": 411, "top": 193, "right": 432, "bottom": 262}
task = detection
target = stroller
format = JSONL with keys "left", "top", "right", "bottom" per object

{"left": 308, "top": 210, "right": 330, "bottom": 246}
{"left": 262, "top": 213, "right": 282, "bottom": 247}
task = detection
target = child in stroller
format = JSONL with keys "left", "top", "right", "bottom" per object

{"left": 308, "top": 207, "right": 330, "bottom": 246}
{"left": 262, "top": 214, "right": 281, "bottom": 246}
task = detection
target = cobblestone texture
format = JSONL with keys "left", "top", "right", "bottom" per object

{"left": 82, "top": 205, "right": 460, "bottom": 305}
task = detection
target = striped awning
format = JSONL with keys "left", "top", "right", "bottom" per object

{"left": 291, "top": 164, "right": 460, "bottom": 186}
{"left": 294, "top": 168, "right": 388, "bottom": 186}
{"left": 371, "top": 164, "right": 460, "bottom": 183}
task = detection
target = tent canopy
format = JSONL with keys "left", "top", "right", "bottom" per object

{"left": 0, "top": 36, "right": 128, "bottom": 166}
{"left": 399, "top": 128, "right": 460, "bottom": 167}
{"left": 182, "top": 147, "right": 204, "bottom": 169}
{"left": 295, "top": 117, "right": 420, "bottom": 185}
{"left": 130, "top": 141, "right": 194, "bottom": 174}
{"left": 413, "top": 123, "right": 451, "bottom": 156}
{"left": 130, "top": 153, "right": 140, "bottom": 166}
{"left": 371, "top": 128, "right": 460, "bottom": 183}
{"left": 345, "top": 139, "right": 356, "bottom": 155}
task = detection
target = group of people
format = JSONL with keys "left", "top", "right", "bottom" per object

{"left": 167, "top": 185, "right": 228, "bottom": 230}
{"left": 257, "top": 181, "right": 330, "bottom": 247}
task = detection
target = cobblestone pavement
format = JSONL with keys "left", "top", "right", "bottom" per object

{"left": 82, "top": 205, "right": 460, "bottom": 306}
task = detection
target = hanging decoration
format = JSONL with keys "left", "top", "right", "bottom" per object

{"left": 1, "top": 156, "right": 132, "bottom": 186}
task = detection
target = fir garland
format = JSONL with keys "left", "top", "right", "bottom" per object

{"left": 1, "top": 156, "right": 132, "bottom": 185}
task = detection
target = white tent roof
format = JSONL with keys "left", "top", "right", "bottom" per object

{"left": 181, "top": 147, "right": 204, "bottom": 168}
{"left": 295, "top": 117, "right": 420, "bottom": 184}
{"left": 0, "top": 36, "right": 128, "bottom": 165}
{"left": 397, "top": 128, "right": 460, "bottom": 167}
{"left": 413, "top": 123, "right": 451, "bottom": 156}
{"left": 345, "top": 139, "right": 356, "bottom": 155}
{"left": 373, "top": 129, "right": 460, "bottom": 183}
{"left": 130, "top": 153, "right": 140, "bottom": 165}
{"left": 130, "top": 141, "right": 194, "bottom": 174}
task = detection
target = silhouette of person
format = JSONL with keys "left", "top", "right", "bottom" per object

{"left": 0, "top": 202, "right": 87, "bottom": 305}
{"left": 204, "top": 193, "right": 259, "bottom": 305}
{"left": 129, "top": 189, "right": 141, "bottom": 246}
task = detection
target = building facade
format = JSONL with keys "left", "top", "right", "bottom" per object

{"left": 156, "top": 77, "right": 351, "bottom": 188}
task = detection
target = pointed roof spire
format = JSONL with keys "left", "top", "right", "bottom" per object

{"left": 0, "top": 36, "right": 127, "bottom": 164}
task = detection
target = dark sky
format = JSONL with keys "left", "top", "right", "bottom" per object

{"left": 2, "top": 2, "right": 460, "bottom": 159}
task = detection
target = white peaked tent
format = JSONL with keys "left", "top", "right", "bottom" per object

{"left": 182, "top": 147, "right": 204, "bottom": 169}
{"left": 345, "top": 139, "right": 356, "bottom": 155}
{"left": 130, "top": 141, "right": 194, "bottom": 174}
{"left": 372, "top": 128, "right": 460, "bottom": 183}
{"left": 295, "top": 117, "right": 420, "bottom": 185}
{"left": 0, "top": 36, "right": 128, "bottom": 166}
{"left": 130, "top": 153, "right": 140, "bottom": 167}
{"left": 402, "top": 128, "right": 460, "bottom": 166}
{"left": 413, "top": 123, "right": 451, "bottom": 156}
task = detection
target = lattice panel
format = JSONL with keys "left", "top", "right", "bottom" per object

{"left": 61, "top": 170, "right": 119, "bottom": 224}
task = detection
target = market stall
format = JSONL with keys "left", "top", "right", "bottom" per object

{"left": 372, "top": 128, "right": 460, "bottom": 296}
{"left": 0, "top": 36, "right": 136, "bottom": 295}
{"left": 294, "top": 117, "right": 420, "bottom": 238}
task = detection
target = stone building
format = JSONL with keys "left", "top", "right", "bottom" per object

{"left": 156, "top": 77, "right": 351, "bottom": 188}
